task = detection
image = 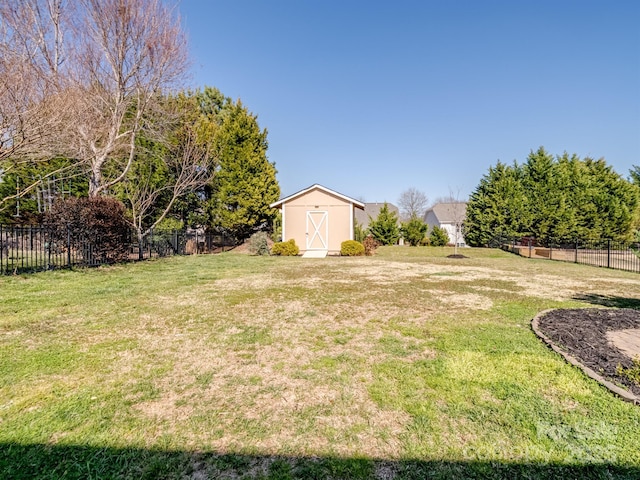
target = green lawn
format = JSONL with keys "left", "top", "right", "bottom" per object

{"left": 1, "top": 247, "right": 639, "bottom": 479}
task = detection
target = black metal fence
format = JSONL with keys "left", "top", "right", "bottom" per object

{"left": 0, "top": 225, "right": 235, "bottom": 275}
{"left": 501, "top": 237, "right": 640, "bottom": 274}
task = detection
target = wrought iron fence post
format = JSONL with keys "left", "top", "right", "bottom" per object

{"left": 575, "top": 240, "right": 578, "bottom": 263}
{"left": 46, "top": 226, "right": 51, "bottom": 270}
{"left": 528, "top": 238, "right": 532, "bottom": 258}
{"left": 607, "top": 239, "right": 611, "bottom": 269}
{"left": 67, "top": 225, "right": 71, "bottom": 268}
{"left": 138, "top": 234, "right": 144, "bottom": 261}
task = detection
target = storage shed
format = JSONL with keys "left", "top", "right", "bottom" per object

{"left": 270, "top": 184, "right": 365, "bottom": 257}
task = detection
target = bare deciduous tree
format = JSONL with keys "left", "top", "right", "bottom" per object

{"left": 444, "top": 187, "right": 467, "bottom": 255}
{"left": 121, "top": 101, "right": 217, "bottom": 256}
{"left": 0, "top": 0, "right": 68, "bottom": 164}
{"left": 398, "top": 187, "right": 429, "bottom": 221}
{"left": 69, "top": 0, "right": 188, "bottom": 196}
{"left": 0, "top": 0, "right": 189, "bottom": 201}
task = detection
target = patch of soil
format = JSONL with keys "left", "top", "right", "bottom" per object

{"left": 536, "top": 308, "right": 640, "bottom": 397}
{"left": 446, "top": 254, "right": 468, "bottom": 259}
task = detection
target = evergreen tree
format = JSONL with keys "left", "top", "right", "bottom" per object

{"left": 466, "top": 148, "right": 639, "bottom": 246}
{"left": 630, "top": 165, "right": 640, "bottom": 186}
{"left": 401, "top": 217, "right": 428, "bottom": 246}
{"left": 368, "top": 203, "right": 399, "bottom": 245}
{"left": 429, "top": 225, "right": 449, "bottom": 247}
{"left": 0, "top": 158, "right": 87, "bottom": 224}
{"left": 207, "top": 99, "right": 280, "bottom": 241}
{"left": 522, "top": 147, "right": 574, "bottom": 242}
{"left": 353, "top": 219, "right": 366, "bottom": 243}
{"left": 115, "top": 91, "right": 218, "bottom": 249}
{"left": 581, "top": 158, "right": 639, "bottom": 240}
{"left": 465, "top": 161, "right": 528, "bottom": 246}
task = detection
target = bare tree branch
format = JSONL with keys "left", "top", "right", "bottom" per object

{"left": 0, "top": 0, "right": 189, "bottom": 204}
{"left": 444, "top": 187, "right": 467, "bottom": 255}
{"left": 121, "top": 98, "right": 217, "bottom": 248}
{"left": 0, "top": 0, "right": 68, "bottom": 163}
{"left": 398, "top": 187, "right": 429, "bottom": 221}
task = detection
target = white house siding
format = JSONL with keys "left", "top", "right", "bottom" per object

{"left": 424, "top": 203, "right": 467, "bottom": 247}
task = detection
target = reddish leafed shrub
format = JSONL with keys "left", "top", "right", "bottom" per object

{"left": 44, "top": 196, "right": 131, "bottom": 264}
{"left": 363, "top": 235, "right": 379, "bottom": 256}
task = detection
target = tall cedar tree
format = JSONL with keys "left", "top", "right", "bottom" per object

{"left": 368, "top": 203, "right": 400, "bottom": 245}
{"left": 465, "top": 161, "right": 529, "bottom": 247}
{"left": 207, "top": 100, "right": 280, "bottom": 241}
{"left": 465, "top": 148, "right": 640, "bottom": 246}
{"left": 523, "top": 147, "right": 574, "bottom": 241}
{"left": 630, "top": 165, "right": 640, "bottom": 186}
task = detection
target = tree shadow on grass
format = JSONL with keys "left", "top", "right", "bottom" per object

{"left": 1, "top": 443, "right": 639, "bottom": 480}
{"left": 573, "top": 294, "right": 640, "bottom": 310}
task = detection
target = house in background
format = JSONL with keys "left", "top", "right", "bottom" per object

{"left": 354, "top": 202, "right": 400, "bottom": 230}
{"left": 270, "top": 184, "right": 364, "bottom": 257}
{"left": 424, "top": 202, "right": 468, "bottom": 247}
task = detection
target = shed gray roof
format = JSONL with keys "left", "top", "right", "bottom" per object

{"left": 424, "top": 202, "right": 467, "bottom": 224}
{"left": 355, "top": 202, "right": 400, "bottom": 228}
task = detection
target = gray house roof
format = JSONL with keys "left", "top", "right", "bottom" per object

{"left": 424, "top": 202, "right": 467, "bottom": 225}
{"left": 355, "top": 202, "right": 400, "bottom": 229}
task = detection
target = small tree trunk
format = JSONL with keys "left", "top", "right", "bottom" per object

{"left": 89, "top": 165, "right": 102, "bottom": 198}
{"left": 137, "top": 231, "right": 144, "bottom": 260}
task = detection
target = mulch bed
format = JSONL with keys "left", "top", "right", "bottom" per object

{"left": 536, "top": 308, "right": 640, "bottom": 397}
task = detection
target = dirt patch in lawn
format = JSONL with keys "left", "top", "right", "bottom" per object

{"left": 535, "top": 308, "right": 640, "bottom": 398}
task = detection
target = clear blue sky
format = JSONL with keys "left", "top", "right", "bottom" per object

{"left": 179, "top": 0, "right": 640, "bottom": 205}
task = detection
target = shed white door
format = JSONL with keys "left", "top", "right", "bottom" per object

{"left": 306, "top": 211, "right": 328, "bottom": 250}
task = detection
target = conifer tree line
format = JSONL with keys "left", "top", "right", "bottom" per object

{"left": 0, "top": 0, "right": 279, "bottom": 243}
{"left": 465, "top": 147, "right": 640, "bottom": 247}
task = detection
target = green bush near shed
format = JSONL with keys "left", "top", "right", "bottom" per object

{"left": 271, "top": 239, "right": 299, "bottom": 256}
{"left": 340, "top": 240, "right": 365, "bottom": 256}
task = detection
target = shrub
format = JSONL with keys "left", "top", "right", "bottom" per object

{"left": 429, "top": 226, "right": 449, "bottom": 247}
{"left": 368, "top": 203, "right": 400, "bottom": 245}
{"left": 271, "top": 239, "right": 299, "bottom": 256}
{"left": 248, "top": 231, "right": 270, "bottom": 256}
{"left": 401, "top": 217, "right": 428, "bottom": 246}
{"left": 363, "top": 235, "right": 378, "bottom": 256}
{"left": 154, "top": 217, "right": 184, "bottom": 233}
{"left": 617, "top": 356, "right": 640, "bottom": 386}
{"left": 340, "top": 240, "right": 364, "bottom": 256}
{"left": 44, "top": 196, "right": 130, "bottom": 264}
{"left": 354, "top": 220, "right": 366, "bottom": 243}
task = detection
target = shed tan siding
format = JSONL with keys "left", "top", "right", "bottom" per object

{"left": 283, "top": 189, "right": 354, "bottom": 254}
